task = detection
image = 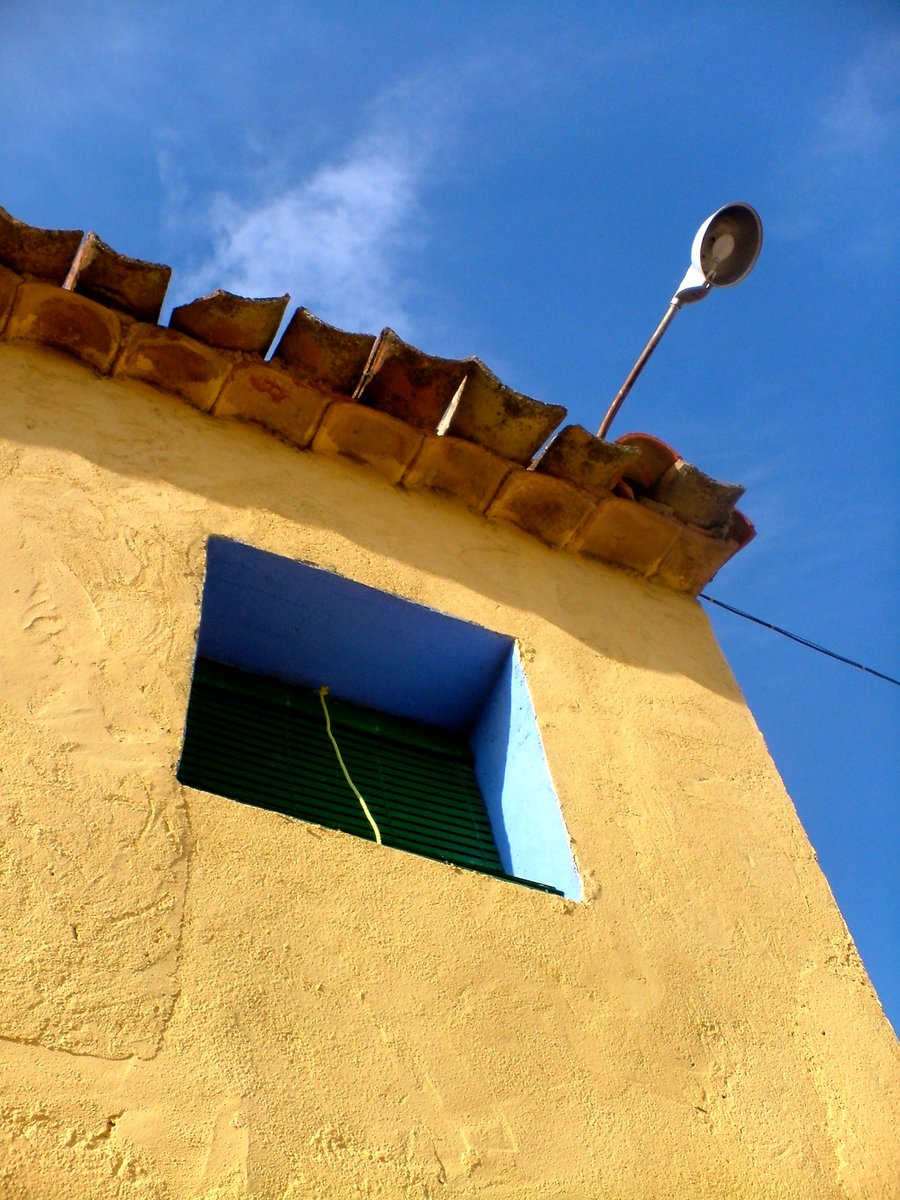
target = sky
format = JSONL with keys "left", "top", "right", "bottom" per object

{"left": 1, "top": 2, "right": 897, "bottom": 1030}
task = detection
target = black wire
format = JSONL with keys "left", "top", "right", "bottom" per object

{"left": 699, "top": 593, "right": 900, "bottom": 689}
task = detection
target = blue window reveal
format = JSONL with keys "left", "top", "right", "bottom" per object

{"left": 178, "top": 537, "right": 581, "bottom": 899}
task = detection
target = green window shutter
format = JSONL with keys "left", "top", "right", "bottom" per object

{"left": 178, "top": 658, "right": 559, "bottom": 893}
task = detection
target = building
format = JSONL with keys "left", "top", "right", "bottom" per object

{"left": 0, "top": 204, "right": 897, "bottom": 1198}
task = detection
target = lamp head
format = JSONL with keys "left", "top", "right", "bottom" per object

{"left": 674, "top": 202, "right": 763, "bottom": 304}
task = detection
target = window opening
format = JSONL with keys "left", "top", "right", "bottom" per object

{"left": 178, "top": 537, "right": 581, "bottom": 899}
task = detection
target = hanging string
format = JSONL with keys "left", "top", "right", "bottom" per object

{"left": 317, "top": 686, "right": 383, "bottom": 843}
{"left": 699, "top": 594, "right": 900, "bottom": 688}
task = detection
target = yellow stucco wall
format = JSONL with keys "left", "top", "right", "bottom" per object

{"left": 1, "top": 340, "right": 897, "bottom": 1199}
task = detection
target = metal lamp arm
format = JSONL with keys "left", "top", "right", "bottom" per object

{"left": 597, "top": 300, "right": 682, "bottom": 440}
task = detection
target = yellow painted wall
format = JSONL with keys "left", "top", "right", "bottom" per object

{"left": 0, "top": 341, "right": 897, "bottom": 1199}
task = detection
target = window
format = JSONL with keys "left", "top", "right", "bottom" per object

{"left": 178, "top": 657, "right": 529, "bottom": 885}
{"left": 177, "top": 537, "right": 581, "bottom": 899}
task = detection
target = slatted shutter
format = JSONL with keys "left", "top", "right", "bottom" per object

{"left": 178, "top": 658, "right": 558, "bottom": 892}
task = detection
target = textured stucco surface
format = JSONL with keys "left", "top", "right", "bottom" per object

{"left": 0, "top": 341, "right": 897, "bottom": 1199}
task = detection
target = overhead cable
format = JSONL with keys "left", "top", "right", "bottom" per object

{"left": 699, "top": 594, "right": 900, "bottom": 688}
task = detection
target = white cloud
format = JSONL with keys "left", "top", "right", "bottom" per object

{"left": 170, "top": 79, "right": 452, "bottom": 338}
{"left": 818, "top": 33, "right": 899, "bottom": 159}
{"left": 775, "top": 33, "right": 899, "bottom": 259}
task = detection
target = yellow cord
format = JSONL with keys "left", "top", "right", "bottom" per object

{"left": 317, "top": 687, "right": 382, "bottom": 845}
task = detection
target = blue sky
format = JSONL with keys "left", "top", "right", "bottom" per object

{"left": 2, "top": 2, "right": 897, "bottom": 1030}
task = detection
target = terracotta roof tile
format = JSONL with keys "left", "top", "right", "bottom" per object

{"left": 0, "top": 205, "right": 83, "bottom": 285}
{"left": 213, "top": 361, "right": 335, "bottom": 447}
{"left": 312, "top": 401, "right": 423, "bottom": 485}
{"left": 487, "top": 470, "right": 597, "bottom": 548}
{"left": 273, "top": 307, "right": 375, "bottom": 394}
{"left": 355, "top": 328, "right": 468, "bottom": 431}
{"left": 651, "top": 458, "right": 744, "bottom": 534}
{"left": 728, "top": 509, "right": 756, "bottom": 547}
{"left": 0, "top": 201, "right": 756, "bottom": 594}
{"left": 0, "top": 264, "right": 19, "bottom": 332}
{"left": 7, "top": 282, "right": 122, "bottom": 373}
{"left": 441, "top": 358, "right": 566, "bottom": 464}
{"left": 114, "top": 323, "right": 231, "bottom": 411}
{"left": 571, "top": 495, "right": 681, "bottom": 576}
{"left": 403, "top": 434, "right": 514, "bottom": 514}
{"left": 171, "top": 290, "right": 289, "bottom": 354}
{"left": 64, "top": 231, "right": 171, "bottom": 322}
{"left": 615, "top": 431, "right": 679, "bottom": 489}
{"left": 535, "top": 424, "right": 638, "bottom": 495}
{"left": 654, "top": 522, "right": 745, "bottom": 593}
{"left": 614, "top": 431, "right": 747, "bottom": 536}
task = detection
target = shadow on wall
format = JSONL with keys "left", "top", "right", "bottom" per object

{"left": 0, "top": 343, "right": 742, "bottom": 700}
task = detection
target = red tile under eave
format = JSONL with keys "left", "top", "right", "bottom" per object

{"left": 5, "top": 281, "right": 122, "bottom": 374}
{"left": 403, "top": 434, "right": 514, "bottom": 514}
{"left": 357, "top": 329, "right": 468, "bottom": 431}
{"left": 312, "top": 400, "right": 424, "bottom": 485}
{"left": 213, "top": 361, "right": 337, "bottom": 449}
{"left": 653, "top": 524, "right": 744, "bottom": 594}
{"left": 487, "top": 470, "right": 598, "bottom": 548}
{"left": 114, "top": 323, "right": 232, "bottom": 412}
{"left": 571, "top": 495, "right": 681, "bottom": 577}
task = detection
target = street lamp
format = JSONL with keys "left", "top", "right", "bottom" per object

{"left": 597, "top": 203, "right": 763, "bottom": 439}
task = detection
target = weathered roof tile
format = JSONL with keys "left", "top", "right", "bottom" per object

{"left": 65, "top": 232, "right": 171, "bottom": 323}
{"left": 213, "top": 361, "right": 334, "bottom": 447}
{"left": 615, "top": 431, "right": 747, "bottom": 536}
{"left": 171, "top": 290, "right": 289, "bottom": 355}
{"left": 0, "top": 206, "right": 83, "bottom": 284}
{"left": 404, "top": 434, "right": 513, "bottom": 514}
{"left": 0, "top": 200, "right": 756, "bottom": 592}
{"left": 652, "top": 458, "right": 745, "bottom": 534}
{"left": 114, "top": 323, "right": 231, "bottom": 411}
{"left": 355, "top": 328, "right": 468, "bottom": 431}
{"left": 273, "top": 307, "right": 375, "bottom": 394}
{"left": 5, "top": 282, "right": 122, "bottom": 373}
{"left": 0, "top": 264, "right": 19, "bottom": 333}
{"left": 535, "top": 424, "right": 638, "bottom": 495}
{"left": 487, "top": 470, "right": 597, "bottom": 548}
{"left": 442, "top": 358, "right": 566, "bottom": 464}
{"left": 653, "top": 523, "right": 745, "bottom": 594}
{"left": 571, "top": 495, "right": 681, "bottom": 577}
{"left": 312, "top": 401, "right": 423, "bottom": 485}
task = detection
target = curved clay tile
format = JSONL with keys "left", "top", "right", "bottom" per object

{"left": 354, "top": 328, "right": 469, "bottom": 432}
{"left": 487, "top": 470, "right": 598, "bottom": 549}
{"left": 441, "top": 358, "right": 566, "bottom": 465}
{"left": 727, "top": 508, "right": 756, "bottom": 548}
{"left": 0, "top": 205, "right": 83, "bottom": 285}
{"left": 272, "top": 307, "right": 375, "bottom": 395}
{"left": 535, "top": 425, "right": 638, "bottom": 495}
{"left": 65, "top": 232, "right": 171, "bottom": 323}
{"left": 652, "top": 459, "right": 745, "bottom": 534}
{"left": 170, "top": 290, "right": 289, "bottom": 354}
{"left": 114, "top": 324, "right": 230, "bottom": 412}
{"left": 6, "top": 282, "right": 121, "bottom": 374}
{"left": 616, "top": 431, "right": 746, "bottom": 535}
{"left": 614, "top": 432, "right": 680, "bottom": 490}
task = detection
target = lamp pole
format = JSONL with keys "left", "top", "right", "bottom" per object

{"left": 597, "top": 299, "right": 681, "bottom": 439}
{"left": 595, "top": 203, "right": 762, "bottom": 442}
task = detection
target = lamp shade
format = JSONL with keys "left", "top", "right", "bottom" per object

{"left": 691, "top": 202, "right": 763, "bottom": 288}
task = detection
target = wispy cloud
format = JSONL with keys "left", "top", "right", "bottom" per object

{"left": 162, "top": 27, "right": 647, "bottom": 341}
{"left": 775, "top": 32, "right": 900, "bottom": 259}
{"left": 817, "top": 33, "right": 899, "bottom": 159}
{"left": 168, "top": 72, "right": 460, "bottom": 338}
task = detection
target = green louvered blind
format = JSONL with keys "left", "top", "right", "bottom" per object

{"left": 178, "top": 658, "right": 558, "bottom": 892}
